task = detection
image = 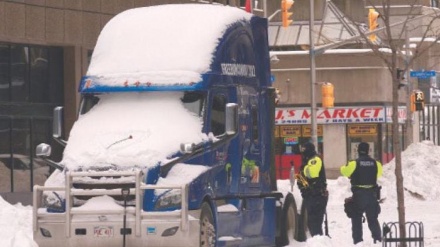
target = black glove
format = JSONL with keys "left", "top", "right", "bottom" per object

{"left": 344, "top": 197, "right": 355, "bottom": 218}
{"left": 299, "top": 187, "right": 311, "bottom": 198}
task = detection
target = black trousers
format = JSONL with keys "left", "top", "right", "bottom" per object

{"left": 304, "top": 193, "right": 328, "bottom": 236}
{"left": 351, "top": 189, "right": 382, "bottom": 244}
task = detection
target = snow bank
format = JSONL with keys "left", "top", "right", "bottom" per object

{"left": 380, "top": 140, "right": 440, "bottom": 201}
{"left": 0, "top": 197, "right": 37, "bottom": 247}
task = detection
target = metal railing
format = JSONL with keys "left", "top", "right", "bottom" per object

{"left": 383, "top": 222, "right": 424, "bottom": 247}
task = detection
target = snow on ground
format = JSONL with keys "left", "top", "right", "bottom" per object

{"left": 283, "top": 140, "right": 440, "bottom": 247}
{"left": 1, "top": 140, "right": 440, "bottom": 246}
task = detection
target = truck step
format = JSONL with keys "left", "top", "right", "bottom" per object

{"left": 217, "top": 206, "right": 241, "bottom": 241}
{"left": 217, "top": 236, "right": 242, "bottom": 247}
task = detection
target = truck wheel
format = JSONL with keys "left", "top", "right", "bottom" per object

{"left": 276, "top": 194, "right": 299, "bottom": 246}
{"left": 200, "top": 202, "right": 216, "bottom": 247}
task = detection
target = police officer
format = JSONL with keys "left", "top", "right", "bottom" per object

{"left": 341, "top": 142, "right": 383, "bottom": 244}
{"left": 297, "top": 142, "right": 328, "bottom": 236}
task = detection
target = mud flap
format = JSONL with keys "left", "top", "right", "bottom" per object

{"left": 275, "top": 194, "right": 299, "bottom": 246}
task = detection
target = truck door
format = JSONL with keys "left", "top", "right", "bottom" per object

{"left": 238, "top": 90, "right": 266, "bottom": 242}
{"left": 240, "top": 95, "right": 261, "bottom": 193}
{"left": 207, "top": 88, "right": 235, "bottom": 196}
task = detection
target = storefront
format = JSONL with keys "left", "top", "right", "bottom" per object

{"left": 274, "top": 105, "right": 406, "bottom": 179}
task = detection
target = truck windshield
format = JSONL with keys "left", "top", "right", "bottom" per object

{"left": 79, "top": 92, "right": 205, "bottom": 117}
{"left": 63, "top": 91, "right": 206, "bottom": 170}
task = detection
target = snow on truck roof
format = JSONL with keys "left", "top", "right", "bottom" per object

{"left": 85, "top": 4, "right": 253, "bottom": 89}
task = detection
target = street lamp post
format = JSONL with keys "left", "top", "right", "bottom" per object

{"left": 309, "top": 0, "right": 318, "bottom": 148}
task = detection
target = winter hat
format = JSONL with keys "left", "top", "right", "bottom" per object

{"left": 302, "top": 142, "right": 316, "bottom": 158}
{"left": 358, "top": 142, "right": 369, "bottom": 155}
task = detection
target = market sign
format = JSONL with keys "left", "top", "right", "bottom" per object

{"left": 284, "top": 137, "right": 298, "bottom": 145}
{"left": 280, "top": 125, "right": 301, "bottom": 137}
{"left": 348, "top": 124, "right": 377, "bottom": 136}
{"left": 275, "top": 107, "right": 386, "bottom": 125}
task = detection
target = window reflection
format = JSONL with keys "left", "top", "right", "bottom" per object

{"left": 0, "top": 43, "right": 64, "bottom": 192}
{"left": 210, "top": 95, "right": 226, "bottom": 136}
{"left": 0, "top": 119, "right": 11, "bottom": 192}
{"left": 11, "top": 45, "right": 29, "bottom": 102}
{"left": 30, "top": 47, "right": 49, "bottom": 103}
{"left": 0, "top": 45, "right": 9, "bottom": 101}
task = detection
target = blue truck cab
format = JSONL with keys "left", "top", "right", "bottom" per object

{"left": 33, "top": 4, "right": 305, "bottom": 247}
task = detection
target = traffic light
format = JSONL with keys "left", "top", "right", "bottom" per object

{"left": 411, "top": 91, "right": 425, "bottom": 112}
{"left": 368, "top": 8, "right": 379, "bottom": 42}
{"left": 321, "top": 82, "right": 334, "bottom": 108}
{"left": 281, "top": 0, "right": 294, "bottom": 28}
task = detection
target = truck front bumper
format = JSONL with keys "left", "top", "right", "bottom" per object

{"left": 34, "top": 212, "right": 200, "bottom": 247}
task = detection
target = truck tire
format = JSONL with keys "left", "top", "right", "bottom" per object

{"left": 200, "top": 202, "right": 216, "bottom": 247}
{"left": 276, "top": 194, "right": 299, "bottom": 246}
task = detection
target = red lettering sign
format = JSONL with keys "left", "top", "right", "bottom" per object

{"left": 275, "top": 106, "right": 390, "bottom": 125}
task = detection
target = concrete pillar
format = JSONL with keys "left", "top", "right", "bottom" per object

{"left": 323, "top": 124, "right": 347, "bottom": 179}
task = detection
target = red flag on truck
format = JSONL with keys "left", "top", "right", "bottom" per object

{"left": 245, "top": 0, "right": 251, "bottom": 13}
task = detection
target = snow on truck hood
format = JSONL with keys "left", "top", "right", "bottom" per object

{"left": 61, "top": 92, "right": 203, "bottom": 170}
{"left": 86, "top": 4, "right": 252, "bottom": 86}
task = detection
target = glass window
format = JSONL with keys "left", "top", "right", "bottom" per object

{"left": 181, "top": 92, "right": 205, "bottom": 117}
{"left": 11, "top": 45, "right": 29, "bottom": 102}
{"left": 79, "top": 94, "right": 100, "bottom": 116}
{"left": 11, "top": 119, "right": 31, "bottom": 192}
{"left": 31, "top": 119, "right": 51, "bottom": 186}
{"left": 382, "top": 124, "right": 394, "bottom": 164}
{"left": 0, "top": 119, "right": 11, "bottom": 192}
{"left": 251, "top": 106, "right": 259, "bottom": 143}
{"left": 346, "top": 124, "right": 380, "bottom": 160}
{"left": 0, "top": 44, "right": 9, "bottom": 102}
{"left": 210, "top": 94, "right": 226, "bottom": 136}
{"left": 30, "top": 47, "right": 49, "bottom": 103}
{"left": 0, "top": 43, "right": 64, "bottom": 192}
{"left": 48, "top": 47, "right": 64, "bottom": 104}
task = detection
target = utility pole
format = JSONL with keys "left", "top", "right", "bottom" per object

{"left": 405, "top": 27, "right": 413, "bottom": 147}
{"left": 309, "top": 0, "right": 318, "bottom": 148}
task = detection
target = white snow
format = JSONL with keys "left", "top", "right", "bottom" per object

{"left": 3, "top": 140, "right": 440, "bottom": 246}
{"left": 74, "top": 195, "right": 123, "bottom": 211}
{"left": 62, "top": 92, "right": 203, "bottom": 170}
{"left": 86, "top": 4, "right": 252, "bottom": 86}
{"left": 156, "top": 163, "right": 208, "bottom": 188}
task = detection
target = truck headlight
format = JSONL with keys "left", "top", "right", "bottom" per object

{"left": 155, "top": 192, "right": 181, "bottom": 210}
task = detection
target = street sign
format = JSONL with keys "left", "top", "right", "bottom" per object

{"left": 410, "top": 70, "right": 436, "bottom": 78}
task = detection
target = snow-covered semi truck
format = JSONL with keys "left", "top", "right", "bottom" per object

{"left": 33, "top": 4, "right": 305, "bottom": 247}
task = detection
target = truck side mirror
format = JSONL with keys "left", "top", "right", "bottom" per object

{"left": 53, "top": 106, "right": 63, "bottom": 138}
{"left": 36, "top": 143, "right": 52, "bottom": 157}
{"left": 35, "top": 143, "right": 64, "bottom": 171}
{"left": 225, "top": 103, "right": 238, "bottom": 135}
{"left": 53, "top": 106, "right": 67, "bottom": 146}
